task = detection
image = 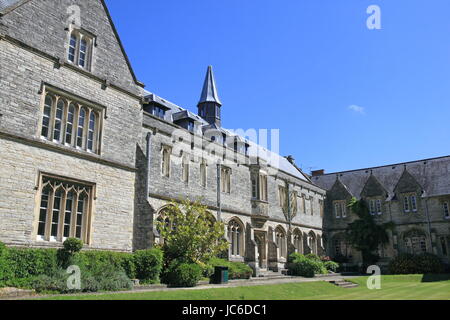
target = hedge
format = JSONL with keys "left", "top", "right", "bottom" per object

{"left": 0, "top": 241, "right": 163, "bottom": 292}
{"left": 388, "top": 253, "right": 445, "bottom": 275}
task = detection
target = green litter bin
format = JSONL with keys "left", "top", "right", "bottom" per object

{"left": 212, "top": 266, "right": 229, "bottom": 284}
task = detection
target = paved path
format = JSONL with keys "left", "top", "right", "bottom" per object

{"left": 14, "top": 274, "right": 362, "bottom": 300}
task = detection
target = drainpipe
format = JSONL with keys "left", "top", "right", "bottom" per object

{"left": 145, "top": 132, "right": 152, "bottom": 200}
{"left": 217, "top": 161, "right": 222, "bottom": 222}
{"left": 286, "top": 180, "right": 291, "bottom": 230}
{"left": 424, "top": 197, "right": 433, "bottom": 252}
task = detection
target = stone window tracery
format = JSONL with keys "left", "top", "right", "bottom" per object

{"left": 40, "top": 90, "right": 102, "bottom": 154}
{"left": 36, "top": 175, "right": 93, "bottom": 244}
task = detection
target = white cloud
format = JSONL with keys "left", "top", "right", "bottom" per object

{"left": 348, "top": 104, "right": 365, "bottom": 114}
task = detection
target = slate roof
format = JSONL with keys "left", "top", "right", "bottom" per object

{"left": 313, "top": 155, "right": 450, "bottom": 199}
{"left": 141, "top": 88, "right": 311, "bottom": 183}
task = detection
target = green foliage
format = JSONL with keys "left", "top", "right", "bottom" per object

{"left": 157, "top": 200, "right": 229, "bottom": 269}
{"left": 1, "top": 241, "right": 161, "bottom": 292}
{"left": 288, "top": 253, "right": 328, "bottom": 277}
{"left": 346, "top": 197, "right": 394, "bottom": 268}
{"left": 164, "top": 261, "right": 203, "bottom": 287}
{"left": 305, "top": 253, "right": 321, "bottom": 262}
{"left": 133, "top": 249, "right": 163, "bottom": 284}
{"left": 207, "top": 257, "right": 253, "bottom": 280}
{"left": 31, "top": 265, "right": 132, "bottom": 294}
{"left": 7, "top": 248, "right": 59, "bottom": 279}
{"left": 0, "top": 242, "right": 12, "bottom": 286}
{"left": 71, "top": 250, "right": 137, "bottom": 279}
{"left": 288, "top": 252, "right": 303, "bottom": 263}
{"left": 324, "top": 261, "right": 340, "bottom": 273}
{"left": 388, "top": 253, "right": 445, "bottom": 275}
{"left": 63, "top": 238, "right": 83, "bottom": 254}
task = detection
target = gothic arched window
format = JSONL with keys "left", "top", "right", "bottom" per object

{"left": 404, "top": 230, "right": 427, "bottom": 254}
{"left": 275, "top": 226, "right": 287, "bottom": 259}
{"left": 36, "top": 176, "right": 93, "bottom": 243}
{"left": 228, "top": 219, "right": 244, "bottom": 257}
{"left": 293, "top": 229, "right": 303, "bottom": 254}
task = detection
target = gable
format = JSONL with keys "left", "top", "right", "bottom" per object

{"left": 360, "top": 174, "right": 387, "bottom": 198}
{"left": 0, "top": 0, "right": 143, "bottom": 93}
{"left": 394, "top": 169, "right": 422, "bottom": 194}
{"left": 328, "top": 178, "right": 353, "bottom": 200}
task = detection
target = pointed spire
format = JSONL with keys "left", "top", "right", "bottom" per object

{"left": 198, "top": 66, "right": 222, "bottom": 106}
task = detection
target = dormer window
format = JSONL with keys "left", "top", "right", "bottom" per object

{"left": 187, "top": 121, "right": 194, "bottom": 132}
{"left": 67, "top": 30, "right": 94, "bottom": 71}
{"left": 144, "top": 103, "right": 168, "bottom": 120}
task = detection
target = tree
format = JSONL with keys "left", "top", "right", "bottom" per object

{"left": 156, "top": 199, "right": 229, "bottom": 268}
{"left": 346, "top": 197, "right": 394, "bottom": 270}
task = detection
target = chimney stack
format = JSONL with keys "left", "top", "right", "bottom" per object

{"left": 311, "top": 169, "right": 325, "bottom": 177}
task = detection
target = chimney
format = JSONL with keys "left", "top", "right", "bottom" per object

{"left": 311, "top": 169, "right": 325, "bottom": 177}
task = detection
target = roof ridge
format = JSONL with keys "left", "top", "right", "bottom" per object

{"left": 318, "top": 154, "right": 450, "bottom": 176}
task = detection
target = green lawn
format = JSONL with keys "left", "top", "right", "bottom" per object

{"left": 38, "top": 275, "right": 450, "bottom": 300}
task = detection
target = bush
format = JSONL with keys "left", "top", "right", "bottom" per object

{"left": 288, "top": 253, "right": 328, "bottom": 277}
{"left": 0, "top": 242, "right": 12, "bottom": 286}
{"left": 0, "top": 244, "right": 163, "bottom": 292}
{"left": 207, "top": 258, "right": 252, "bottom": 280}
{"left": 305, "top": 253, "right": 322, "bottom": 262}
{"left": 288, "top": 252, "right": 303, "bottom": 263}
{"left": 324, "top": 261, "right": 339, "bottom": 273}
{"left": 389, "top": 253, "right": 445, "bottom": 275}
{"left": 164, "top": 262, "right": 203, "bottom": 287}
{"left": 63, "top": 238, "right": 83, "bottom": 254}
{"left": 133, "top": 248, "right": 163, "bottom": 284}
{"left": 32, "top": 265, "right": 132, "bottom": 294}
{"left": 7, "top": 248, "right": 58, "bottom": 280}
{"left": 71, "top": 250, "right": 137, "bottom": 280}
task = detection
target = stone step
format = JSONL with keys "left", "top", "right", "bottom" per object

{"left": 328, "top": 280, "right": 359, "bottom": 289}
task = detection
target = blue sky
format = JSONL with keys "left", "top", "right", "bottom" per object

{"left": 106, "top": 0, "right": 450, "bottom": 174}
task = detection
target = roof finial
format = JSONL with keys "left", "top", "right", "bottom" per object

{"left": 198, "top": 66, "right": 222, "bottom": 106}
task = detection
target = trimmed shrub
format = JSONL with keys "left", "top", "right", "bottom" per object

{"left": 164, "top": 262, "right": 203, "bottom": 287}
{"left": 324, "top": 261, "right": 339, "bottom": 273}
{"left": 133, "top": 248, "right": 163, "bottom": 284}
{"left": 207, "top": 258, "right": 252, "bottom": 280}
{"left": 32, "top": 265, "right": 132, "bottom": 294}
{"left": 71, "top": 250, "right": 137, "bottom": 280}
{"left": 389, "top": 253, "right": 445, "bottom": 275}
{"left": 63, "top": 238, "right": 83, "bottom": 254}
{"left": 7, "top": 248, "right": 58, "bottom": 280}
{"left": 0, "top": 242, "right": 10, "bottom": 286}
{"left": 288, "top": 253, "right": 328, "bottom": 277}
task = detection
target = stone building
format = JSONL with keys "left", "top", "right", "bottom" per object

{"left": 312, "top": 156, "right": 450, "bottom": 267}
{"left": 1, "top": 0, "right": 448, "bottom": 274}
{"left": 0, "top": 0, "right": 326, "bottom": 274}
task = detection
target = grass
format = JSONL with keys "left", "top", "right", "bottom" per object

{"left": 36, "top": 275, "right": 450, "bottom": 300}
